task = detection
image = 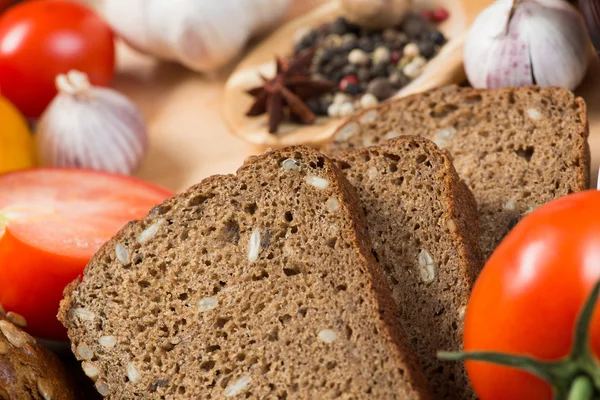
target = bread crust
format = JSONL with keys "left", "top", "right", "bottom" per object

{"left": 0, "top": 311, "right": 76, "bottom": 400}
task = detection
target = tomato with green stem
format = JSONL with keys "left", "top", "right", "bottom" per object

{"left": 0, "top": 0, "right": 115, "bottom": 118}
{"left": 440, "top": 190, "right": 600, "bottom": 399}
{"left": 0, "top": 169, "right": 172, "bottom": 340}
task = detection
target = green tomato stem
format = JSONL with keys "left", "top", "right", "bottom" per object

{"left": 568, "top": 376, "right": 594, "bottom": 400}
{"left": 437, "top": 351, "right": 563, "bottom": 384}
{"left": 571, "top": 279, "right": 600, "bottom": 361}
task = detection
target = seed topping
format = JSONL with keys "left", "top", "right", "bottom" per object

{"left": 115, "top": 242, "right": 129, "bottom": 263}
{"left": 224, "top": 375, "right": 252, "bottom": 397}
{"left": 248, "top": 228, "right": 261, "bottom": 262}
{"left": 37, "top": 379, "right": 53, "bottom": 400}
{"left": 6, "top": 311, "right": 26, "bottom": 328}
{"left": 127, "top": 362, "right": 141, "bottom": 383}
{"left": 77, "top": 344, "right": 94, "bottom": 360}
{"left": 318, "top": 329, "right": 337, "bottom": 343}
{"left": 198, "top": 297, "right": 218, "bottom": 312}
{"left": 95, "top": 380, "right": 110, "bottom": 396}
{"left": 418, "top": 249, "right": 436, "bottom": 283}
{"left": 0, "top": 320, "right": 25, "bottom": 347}
{"left": 82, "top": 361, "right": 100, "bottom": 380}
{"left": 137, "top": 220, "right": 162, "bottom": 243}
{"left": 99, "top": 335, "right": 117, "bottom": 349}
{"left": 282, "top": 158, "right": 301, "bottom": 171}
{"left": 73, "top": 307, "right": 96, "bottom": 321}
{"left": 306, "top": 175, "right": 329, "bottom": 190}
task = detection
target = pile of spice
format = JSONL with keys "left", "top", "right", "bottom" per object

{"left": 293, "top": 12, "right": 447, "bottom": 118}
{"left": 245, "top": 10, "right": 448, "bottom": 133}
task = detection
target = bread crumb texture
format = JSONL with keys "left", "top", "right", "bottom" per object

{"left": 338, "top": 137, "right": 482, "bottom": 399}
{"left": 327, "top": 86, "right": 590, "bottom": 258}
{"left": 59, "top": 146, "right": 432, "bottom": 399}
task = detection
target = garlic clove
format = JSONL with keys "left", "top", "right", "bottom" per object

{"left": 464, "top": 0, "right": 533, "bottom": 89}
{"left": 465, "top": 0, "right": 590, "bottom": 91}
{"left": 102, "top": 0, "right": 291, "bottom": 73}
{"left": 36, "top": 71, "right": 148, "bottom": 175}
{"left": 524, "top": 1, "right": 590, "bottom": 90}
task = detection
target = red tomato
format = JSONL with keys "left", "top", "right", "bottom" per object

{"left": 0, "top": 169, "right": 172, "bottom": 340}
{"left": 0, "top": 0, "right": 115, "bottom": 118}
{"left": 463, "top": 190, "right": 600, "bottom": 399}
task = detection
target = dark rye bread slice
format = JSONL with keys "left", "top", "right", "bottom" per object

{"left": 58, "top": 146, "right": 432, "bottom": 399}
{"left": 337, "top": 137, "right": 482, "bottom": 399}
{"left": 326, "top": 86, "right": 590, "bottom": 259}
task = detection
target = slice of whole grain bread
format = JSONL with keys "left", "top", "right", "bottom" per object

{"left": 337, "top": 136, "right": 482, "bottom": 399}
{"left": 326, "top": 86, "right": 590, "bottom": 259}
{"left": 58, "top": 146, "right": 432, "bottom": 399}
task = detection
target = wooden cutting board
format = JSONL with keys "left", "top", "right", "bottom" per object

{"left": 115, "top": 0, "right": 600, "bottom": 193}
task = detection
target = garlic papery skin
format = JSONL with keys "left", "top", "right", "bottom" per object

{"left": 464, "top": 0, "right": 590, "bottom": 91}
{"left": 36, "top": 70, "right": 148, "bottom": 175}
{"left": 101, "top": 0, "right": 292, "bottom": 73}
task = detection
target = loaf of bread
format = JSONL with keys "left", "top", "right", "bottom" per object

{"left": 0, "top": 307, "right": 76, "bottom": 400}
{"left": 337, "top": 137, "right": 482, "bottom": 399}
{"left": 58, "top": 146, "right": 432, "bottom": 399}
{"left": 326, "top": 86, "right": 590, "bottom": 258}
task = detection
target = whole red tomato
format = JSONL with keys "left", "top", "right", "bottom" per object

{"left": 0, "top": 0, "right": 114, "bottom": 118}
{"left": 0, "top": 169, "right": 172, "bottom": 340}
{"left": 463, "top": 190, "right": 600, "bottom": 399}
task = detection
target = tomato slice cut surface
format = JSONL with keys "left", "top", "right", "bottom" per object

{"left": 0, "top": 169, "right": 171, "bottom": 259}
{"left": 0, "top": 169, "right": 173, "bottom": 340}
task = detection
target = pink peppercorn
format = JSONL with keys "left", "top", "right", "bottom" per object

{"left": 338, "top": 75, "right": 358, "bottom": 92}
{"left": 432, "top": 7, "right": 450, "bottom": 23}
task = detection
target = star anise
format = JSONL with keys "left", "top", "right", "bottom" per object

{"left": 246, "top": 50, "right": 334, "bottom": 134}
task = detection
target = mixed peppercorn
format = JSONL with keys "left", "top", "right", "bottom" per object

{"left": 245, "top": 9, "right": 448, "bottom": 133}
{"left": 293, "top": 12, "right": 447, "bottom": 118}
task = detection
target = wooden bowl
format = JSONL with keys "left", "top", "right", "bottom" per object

{"left": 222, "top": 0, "right": 491, "bottom": 148}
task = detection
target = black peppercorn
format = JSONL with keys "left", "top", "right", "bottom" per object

{"left": 389, "top": 71, "right": 410, "bottom": 89}
{"left": 401, "top": 14, "right": 429, "bottom": 38}
{"left": 331, "top": 70, "right": 343, "bottom": 83}
{"left": 418, "top": 40, "right": 436, "bottom": 59}
{"left": 390, "top": 36, "right": 408, "bottom": 51}
{"left": 371, "top": 63, "right": 388, "bottom": 78}
{"left": 306, "top": 98, "right": 321, "bottom": 115}
{"left": 344, "top": 20, "right": 361, "bottom": 34}
{"left": 341, "top": 39, "right": 358, "bottom": 52}
{"left": 342, "top": 64, "right": 358, "bottom": 76}
{"left": 344, "top": 82, "right": 362, "bottom": 95}
{"left": 319, "top": 99, "right": 333, "bottom": 116}
{"left": 429, "top": 30, "right": 447, "bottom": 46}
{"left": 357, "top": 67, "right": 371, "bottom": 83}
{"left": 358, "top": 37, "right": 375, "bottom": 52}
{"left": 331, "top": 17, "right": 349, "bottom": 35}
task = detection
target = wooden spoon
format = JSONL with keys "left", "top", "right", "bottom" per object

{"left": 223, "top": 0, "right": 492, "bottom": 148}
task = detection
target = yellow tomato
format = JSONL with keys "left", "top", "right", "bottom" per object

{"left": 0, "top": 95, "right": 35, "bottom": 173}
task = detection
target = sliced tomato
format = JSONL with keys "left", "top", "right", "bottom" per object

{"left": 0, "top": 169, "right": 172, "bottom": 340}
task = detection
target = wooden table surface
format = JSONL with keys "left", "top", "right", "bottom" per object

{"left": 115, "top": 0, "right": 600, "bottom": 193}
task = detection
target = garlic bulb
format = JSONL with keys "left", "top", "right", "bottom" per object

{"left": 340, "top": 0, "right": 412, "bottom": 30}
{"left": 464, "top": 0, "right": 590, "bottom": 91}
{"left": 101, "top": 0, "right": 292, "bottom": 73}
{"left": 579, "top": 0, "right": 600, "bottom": 56}
{"left": 36, "top": 70, "right": 148, "bottom": 175}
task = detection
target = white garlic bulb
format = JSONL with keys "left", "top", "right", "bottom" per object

{"left": 101, "top": 0, "right": 292, "bottom": 73}
{"left": 464, "top": 0, "right": 590, "bottom": 91}
{"left": 340, "top": 0, "right": 412, "bottom": 30}
{"left": 36, "top": 70, "right": 148, "bottom": 175}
